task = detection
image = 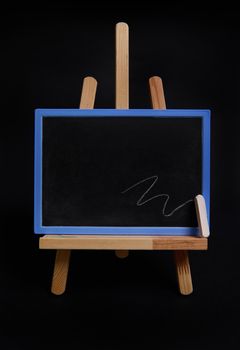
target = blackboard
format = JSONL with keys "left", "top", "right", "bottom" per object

{"left": 34, "top": 109, "right": 210, "bottom": 235}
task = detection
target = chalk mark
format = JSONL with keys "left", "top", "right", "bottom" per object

{"left": 121, "top": 175, "right": 193, "bottom": 217}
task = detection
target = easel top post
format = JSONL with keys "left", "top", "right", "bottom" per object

{"left": 116, "top": 22, "right": 129, "bottom": 109}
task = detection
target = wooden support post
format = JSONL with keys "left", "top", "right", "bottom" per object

{"left": 51, "top": 76, "right": 97, "bottom": 295}
{"left": 116, "top": 22, "right": 129, "bottom": 109}
{"left": 149, "top": 75, "right": 193, "bottom": 295}
{"left": 149, "top": 76, "right": 166, "bottom": 109}
{"left": 80, "top": 76, "right": 98, "bottom": 109}
{"left": 115, "top": 22, "right": 129, "bottom": 259}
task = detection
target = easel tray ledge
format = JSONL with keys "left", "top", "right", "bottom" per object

{"left": 39, "top": 235, "right": 208, "bottom": 250}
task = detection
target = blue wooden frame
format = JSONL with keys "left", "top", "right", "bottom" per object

{"left": 34, "top": 109, "right": 210, "bottom": 235}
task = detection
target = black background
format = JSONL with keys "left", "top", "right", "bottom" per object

{"left": 2, "top": 3, "right": 240, "bottom": 349}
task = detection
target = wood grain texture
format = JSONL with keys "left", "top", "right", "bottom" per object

{"left": 51, "top": 250, "right": 71, "bottom": 295}
{"left": 79, "top": 76, "right": 97, "bottom": 109}
{"left": 50, "top": 76, "right": 98, "bottom": 294}
{"left": 195, "top": 194, "right": 210, "bottom": 237}
{"left": 149, "top": 75, "right": 196, "bottom": 295}
{"left": 40, "top": 235, "right": 207, "bottom": 250}
{"left": 149, "top": 76, "right": 166, "bottom": 109}
{"left": 116, "top": 22, "right": 129, "bottom": 109}
{"left": 115, "top": 22, "right": 129, "bottom": 258}
{"left": 174, "top": 251, "right": 193, "bottom": 295}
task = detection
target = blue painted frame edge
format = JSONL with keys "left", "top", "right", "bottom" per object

{"left": 202, "top": 110, "right": 211, "bottom": 226}
{"left": 34, "top": 109, "right": 43, "bottom": 234}
{"left": 34, "top": 109, "right": 211, "bottom": 235}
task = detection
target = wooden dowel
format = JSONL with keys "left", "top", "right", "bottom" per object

{"left": 115, "top": 250, "right": 130, "bottom": 258}
{"left": 149, "top": 75, "right": 193, "bottom": 295}
{"left": 115, "top": 22, "right": 129, "bottom": 258}
{"left": 51, "top": 76, "right": 98, "bottom": 295}
{"left": 116, "top": 22, "right": 129, "bottom": 109}
{"left": 80, "top": 76, "right": 97, "bottom": 109}
{"left": 149, "top": 76, "right": 166, "bottom": 109}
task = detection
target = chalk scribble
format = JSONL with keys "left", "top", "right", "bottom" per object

{"left": 121, "top": 175, "right": 193, "bottom": 217}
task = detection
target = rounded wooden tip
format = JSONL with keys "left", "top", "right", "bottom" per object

{"left": 149, "top": 76, "right": 162, "bottom": 83}
{"left": 116, "top": 22, "right": 129, "bottom": 30}
{"left": 51, "top": 288, "right": 65, "bottom": 296}
{"left": 84, "top": 76, "right": 97, "bottom": 84}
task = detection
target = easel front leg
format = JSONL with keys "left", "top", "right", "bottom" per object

{"left": 174, "top": 251, "right": 193, "bottom": 295}
{"left": 51, "top": 250, "right": 71, "bottom": 295}
{"left": 149, "top": 76, "right": 193, "bottom": 296}
{"left": 50, "top": 76, "right": 97, "bottom": 294}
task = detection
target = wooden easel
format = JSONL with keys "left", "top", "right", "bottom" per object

{"left": 39, "top": 23, "right": 210, "bottom": 295}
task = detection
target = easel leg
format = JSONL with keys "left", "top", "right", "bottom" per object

{"left": 51, "top": 250, "right": 71, "bottom": 295}
{"left": 50, "top": 76, "right": 97, "bottom": 295}
{"left": 115, "top": 250, "right": 129, "bottom": 259}
{"left": 174, "top": 251, "right": 193, "bottom": 295}
{"left": 149, "top": 76, "right": 193, "bottom": 296}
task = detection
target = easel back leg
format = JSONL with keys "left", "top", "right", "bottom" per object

{"left": 115, "top": 250, "right": 129, "bottom": 259}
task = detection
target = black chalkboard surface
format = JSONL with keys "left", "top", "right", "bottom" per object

{"left": 34, "top": 109, "right": 210, "bottom": 235}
